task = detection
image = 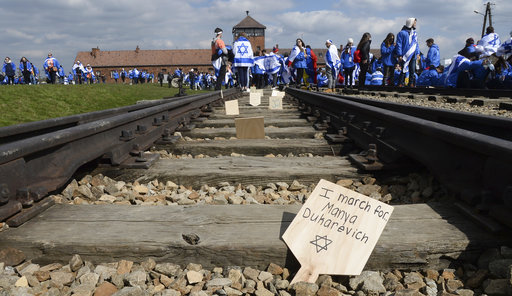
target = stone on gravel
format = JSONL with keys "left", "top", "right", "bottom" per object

{"left": 317, "top": 285, "right": 342, "bottom": 296}
{"left": 455, "top": 289, "right": 474, "bottom": 296}
{"left": 116, "top": 260, "right": 133, "bottom": 275}
{"left": 50, "top": 270, "right": 75, "bottom": 287}
{"left": 70, "top": 254, "right": 84, "bottom": 272}
{"left": 0, "top": 247, "right": 25, "bottom": 266}
{"left": 477, "top": 248, "right": 502, "bottom": 269}
{"left": 155, "top": 263, "right": 181, "bottom": 277}
{"left": 291, "top": 281, "right": 319, "bottom": 296}
{"left": 484, "top": 279, "right": 511, "bottom": 295}
{"left": 349, "top": 271, "right": 385, "bottom": 293}
{"left": 488, "top": 259, "right": 512, "bottom": 278}
{"left": 187, "top": 270, "right": 203, "bottom": 284}
{"left": 205, "top": 277, "right": 232, "bottom": 287}
{"left": 267, "top": 263, "right": 283, "bottom": 275}
{"left": 112, "top": 286, "right": 145, "bottom": 296}
{"left": 243, "top": 267, "right": 260, "bottom": 282}
{"left": 14, "top": 276, "right": 28, "bottom": 287}
{"left": 93, "top": 282, "right": 119, "bottom": 296}
{"left": 126, "top": 270, "right": 147, "bottom": 287}
{"left": 258, "top": 271, "right": 273, "bottom": 282}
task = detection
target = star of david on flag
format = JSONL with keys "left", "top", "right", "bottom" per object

{"left": 237, "top": 43, "right": 249, "bottom": 56}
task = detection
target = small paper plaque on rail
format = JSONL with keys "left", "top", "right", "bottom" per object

{"left": 269, "top": 96, "right": 283, "bottom": 110}
{"left": 282, "top": 179, "right": 393, "bottom": 284}
{"left": 225, "top": 100, "right": 239, "bottom": 115}
{"left": 250, "top": 93, "right": 261, "bottom": 106}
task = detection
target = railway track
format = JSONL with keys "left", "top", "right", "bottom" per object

{"left": 0, "top": 87, "right": 512, "bottom": 295}
{"left": 0, "top": 90, "right": 241, "bottom": 225}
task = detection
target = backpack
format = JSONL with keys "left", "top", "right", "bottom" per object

{"left": 353, "top": 49, "right": 362, "bottom": 63}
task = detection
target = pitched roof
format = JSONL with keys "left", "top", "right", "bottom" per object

{"left": 74, "top": 48, "right": 212, "bottom": 68}
{"left": 233, "top": 15, "right": 266, "bottom": 29}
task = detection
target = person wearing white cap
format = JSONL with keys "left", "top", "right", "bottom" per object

{"left": 395, "top": 18, "right": 419, "bottom": 87}
{"left": 341, "top": 38, "right": 356, "bottom": 87}
{"left": 324, "top": 39, "right": 340, "bottom": 92}
{"left": 72, "top": 60, "right": 85, "bottom": 84}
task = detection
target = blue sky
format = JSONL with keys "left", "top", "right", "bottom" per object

{"left": 0, "top": 0, "right": 511, "bottom": 72}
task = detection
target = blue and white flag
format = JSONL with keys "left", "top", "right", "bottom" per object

{"left": 253, "top": 56, "right": 266, "bottom": 74}
{"left": 264, "top": 53, "right": 281, "bottom": 74}
{"left": 478, "top": 33, "right": 501, "bottom": 57}
{"left": 497, "top": 37, "right": 512, "bottom": 58}
{"left": 233, "top": 37, "right": 254, "bottom": 67}
{"left": 325, "top": 43, "right": 341, "bottom": 79}
{"left": 403, "top": 29, "right": 418, "bottom": 73}
{"left": 288, "top": 45, "right": 301, "bottom": 63}
{"left": 445, "top": 55, "right": 469, "bottom": 84}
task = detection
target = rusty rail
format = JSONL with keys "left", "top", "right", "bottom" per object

{"left": 0, "top": 89, "right": 239, "bottom": 223}
{"left": 287, "top": 87, "right": 512, "bottom": 230}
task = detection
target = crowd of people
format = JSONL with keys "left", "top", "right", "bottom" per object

{"left": 2, "top": 18, "right": 512, "bottom": 90}
{"left": 211, "top": 18, "right": 512, "bottom": 91}
{"left": 0, "top": 53, "right": 159, "bottom": 85}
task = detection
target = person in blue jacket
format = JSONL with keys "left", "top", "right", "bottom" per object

{"left": 417, "top": 65, "right": 444, "bottom": 87}
{"left": 370, "top": 68, "right": 384, "bottom": 85}
{"left": 395, "top": 18, "right": 420, "bottom": 87}
{"left": 442, "top": 54, "right": 485, "bottom": 88}
{"left": 341, "top": 38, "right": 356, "bottom": 87}
{"left": 112, "top": 70, "right": 119, "bottom": 83}
{"left": 32, "top": 65, "right": 39, "bottom": 84}
{"left": 58, "top": 65, "right": 65, "bottom": 84}
{"left": 2, "top": 57, "right": 16, "bottom": 85}
{"left": 380, "top": 33, "right": 396, "bottom": 86}
{"left": 121, "top": 68, "right": 127, "bottom": 84}
{"left": 19, "top": 57, "right": 32, "bottom": 85}
{"left": 425, "top": 38, "right": 440, "bottom": 70}
{"left": 287, "top": 38, "right": 307, "bottom": 88}
{"left": 68, "top": 72, "right": 74, "bottom": 84}
{"left": 43, "top": 53, "right": 60, "bottom": 84}
{"left": 317, "top": 69, "right": 328, "bottom": 87}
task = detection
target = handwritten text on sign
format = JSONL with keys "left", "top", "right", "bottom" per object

{"left": 282, "top": 179, "right": 394, "bottom": 280}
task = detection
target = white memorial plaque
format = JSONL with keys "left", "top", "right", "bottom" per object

{"left": 282, "top": 179, "right": 394, "bottom": 284}
{"left": 269, "top": 96, "right": 283, "bottom": 110}
{"left": 225, "top": 99, "right": 239, "bottom": 115}
{"left": 250, "top": 93, "right": 261, "bottom": 106}
{"left": 272, "top": 90, "right": 285, "bottom": 98}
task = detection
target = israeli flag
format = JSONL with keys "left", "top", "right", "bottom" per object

{"left": 288, "top": 45, "right": 301, "bottom": 63}
{"left": 497, "top": 37, "right": 512, "bottom": 59}
{"left": 265, "top": 53, "right": 281, "bottom": 74}
{"left": 403, "top": 30, "right": 418, "bottom": 73}
{"left": 326, "top": 43, "right": 341, "bottom": 80}
{"left": 233, "top": 37, "right": 254, "bottom": 67}
{"left": 445, "top": 55, "right": 469, "bottom": 84}
{"left": 478, "top": 33, "right": 501, "bottom": 56}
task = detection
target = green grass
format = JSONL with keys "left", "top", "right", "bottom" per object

{"left": 0, "top": 83, "right": 208, "bottom": 127}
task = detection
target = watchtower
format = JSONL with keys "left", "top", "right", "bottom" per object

{"left": 232, "top": 11, "right": 266, "bottom": 53}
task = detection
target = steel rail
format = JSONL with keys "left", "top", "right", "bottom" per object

{"left": 0, "top": 89, "right": 238, "bottom": 222}
{"left": 323, "top": 92, "right": 512, "bottom": 142}
{"left": 0, "top": 94, "right": 203, "bottom": 145}
{"left": 357, "top": 85, "right": 512, "bottom": 99}
{"left": 286, "top": 88, "right": 512, "bottom": 218}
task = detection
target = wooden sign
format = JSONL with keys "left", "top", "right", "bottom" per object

{"left": 269, "top": 96, "right": 283, "bottom": 110}
{"left": 250, "top": 93, "right": 261, "bottom": 106}
{"left": 282, "top": 179, "right": 394, "bottom": 284}
{"left": 234, "top": 117, "right": 265, "bottom": 139}
{"left": 225, "top": 100, "right": 239, "bottom": 115}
